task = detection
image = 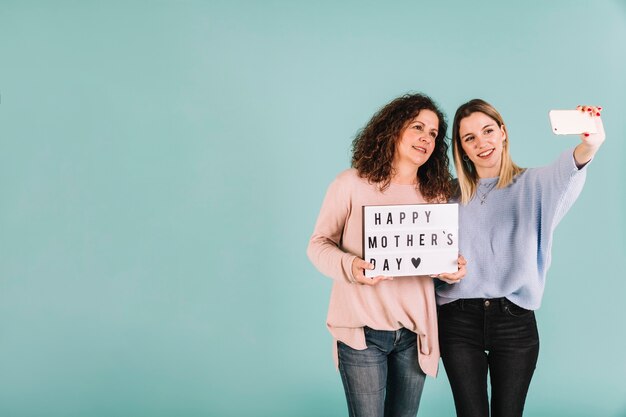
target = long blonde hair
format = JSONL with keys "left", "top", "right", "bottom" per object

{"left": 451, "top": 99, "right": 524, "bottom": 204}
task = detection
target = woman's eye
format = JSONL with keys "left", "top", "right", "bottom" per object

{"left": 484, "top": 128, "right": 494, "bottom": 135}
{"left": 430, "top": 132, "right": 437, "bottom": 139}
{"left": 413, "top": 124, "right": 423, "bottom": 131}
{"left": 464, "top": 136, "right": 474, "bottom": 142}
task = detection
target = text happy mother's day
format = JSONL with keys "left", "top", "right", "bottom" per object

{"left": 362, "top": 203, "right": 458, "bottom": 277}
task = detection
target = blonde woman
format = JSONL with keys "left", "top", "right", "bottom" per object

{"left": 437, "top": 99, "right": 605, "bottom": 417}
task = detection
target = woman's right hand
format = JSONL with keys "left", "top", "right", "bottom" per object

{"left": 433, "top": 254, "right": 467, "bottom": 284}
{"left": 573, "top": 105, "right": 605, "bottom": 167}
{"left": 351, "top": 257, "right": 393, "bottom": 285}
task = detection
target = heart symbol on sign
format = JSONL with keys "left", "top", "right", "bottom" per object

{"left": 411, "top": 257, "right": 421, "bottom": 268}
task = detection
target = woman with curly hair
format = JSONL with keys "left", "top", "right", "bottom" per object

{"left": 307, "top": 93, "right": 466, "bottom": 417}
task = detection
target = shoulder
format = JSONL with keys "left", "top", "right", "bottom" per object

{"left": 323, "top": 168, "right": 364, "bottom": 197}
{"left": 335, "top": 168, "right": 360, "bottom": 182}
{"left": 333, "top": 168, "right": 370, "bottom": 188}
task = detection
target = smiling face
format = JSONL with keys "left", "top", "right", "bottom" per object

{"left": 393, "top": 109, "right": 439, "bottom": 170}
{"left": 458, "top": 111, "right": 507, "bottom": 178}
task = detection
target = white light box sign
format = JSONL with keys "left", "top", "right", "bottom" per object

{"left": 362, "top": 203, "right": 458, "bottom": 277}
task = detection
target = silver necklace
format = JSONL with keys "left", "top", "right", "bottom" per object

{"left": 477, "top": 181, "right": 497, "bottom": 205}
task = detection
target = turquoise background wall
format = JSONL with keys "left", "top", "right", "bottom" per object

{"left": 1, "top": 1, "right": 625, "bottom": 416}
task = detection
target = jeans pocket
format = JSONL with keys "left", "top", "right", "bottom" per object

{"left": 504, "top": 300, "right": 532, "bottom": 318}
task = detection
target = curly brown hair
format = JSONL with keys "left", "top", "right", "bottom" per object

{"left": 351, "top": 93, "right": 453, "bottom": 202}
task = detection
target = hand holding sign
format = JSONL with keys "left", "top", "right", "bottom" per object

{"left": 351, "top": 257, "right": 393, "bottom": 285}
{"left": 433, "top": 254, "right": 467, "bottom": 284}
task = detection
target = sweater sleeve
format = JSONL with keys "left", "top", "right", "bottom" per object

{"left": 307, "top": 174, "right": 358, "bottom": 284}
{"left": 535, "top": 148, "right": 588, "bottom": 228}
{"left": 554, "top": 148, "right": 588, "bottom": 226}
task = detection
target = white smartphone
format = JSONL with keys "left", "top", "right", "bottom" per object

{"left": 549, "top": 110, "right": 597, "bottom": 135}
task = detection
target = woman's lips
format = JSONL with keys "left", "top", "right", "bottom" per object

{"left": 477, "top": 148, "right": 494, "bottom": 158}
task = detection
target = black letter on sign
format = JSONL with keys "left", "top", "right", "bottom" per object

{"left": 383, "top": 259, "right": 390, "bottom": 271}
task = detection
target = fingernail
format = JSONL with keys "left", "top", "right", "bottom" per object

{"left": 596, "top": 112, "right": 600, "bottom": 116}
{"left": 598, "top": 106, "right": 603, "bottom": 110}
{"left": 587, "top": 108, "right": 592, "bottom": 112}
{"left": 584, "top": 133, "right": 590, "bottom": 137}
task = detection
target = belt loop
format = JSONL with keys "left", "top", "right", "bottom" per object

{"left": 394, "top": 329, "right": 401, "bottom": 345}
{"left": 459, "top": 299, "right": 465, "bottom": 311}
{"left": 499, "top": 298, "right": 506, "bottom": 313}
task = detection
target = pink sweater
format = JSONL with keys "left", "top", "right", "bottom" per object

{"left": 307, "top": 168, "right": 440, "bottom": 377}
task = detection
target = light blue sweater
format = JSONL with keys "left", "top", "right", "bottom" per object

{"left": 436, "top": 148, "right": 587, "bottom": 310}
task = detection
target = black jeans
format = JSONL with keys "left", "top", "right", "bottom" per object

{"left": 438, "top": 298, "right": 539, "bottom": 417}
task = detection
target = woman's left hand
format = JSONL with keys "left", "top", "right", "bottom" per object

{"left": 433, "top": 254, "right": 467, "bottom": 284}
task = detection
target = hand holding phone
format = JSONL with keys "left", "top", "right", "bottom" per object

{"left": 549, "top": 110, "right": 597, "bottom": 135}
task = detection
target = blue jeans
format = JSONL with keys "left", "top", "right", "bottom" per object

{"left": 438, "top": 298, "right": 540, "bottom": 417}
{"left": 337, "top": 327, "right": 426, "bottom": 417}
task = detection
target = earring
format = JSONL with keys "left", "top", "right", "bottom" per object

{"left": 462, "top": 154, "right": 469, "bottom": 162}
